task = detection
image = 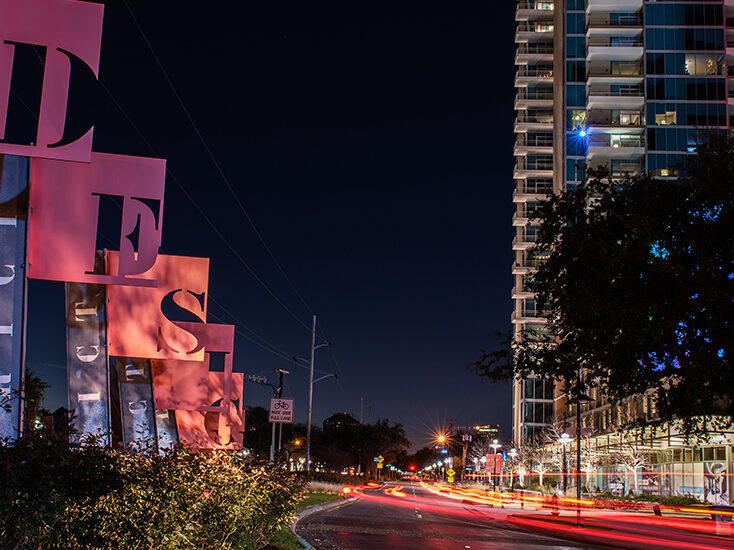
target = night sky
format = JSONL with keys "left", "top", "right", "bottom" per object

{"left": 27, "top": 0, "right": 518, "bottom": 448}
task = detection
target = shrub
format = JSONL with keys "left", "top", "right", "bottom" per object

{"left": 0, "top": 432, "right": 304, "bottom": 549}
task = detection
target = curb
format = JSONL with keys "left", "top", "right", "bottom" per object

{"left": 291, "top": 497, "right": 358, "bottom": 549}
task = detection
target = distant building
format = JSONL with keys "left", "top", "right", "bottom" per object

{"left": 323, "top": 412, "right": 359, "bottom": 433}
{"left": 472, "top": 424, "right": 500, "bottom": 438}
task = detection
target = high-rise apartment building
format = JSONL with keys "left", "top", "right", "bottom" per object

{"left": 512, "top": 0, "right": 730, "bottom": 444}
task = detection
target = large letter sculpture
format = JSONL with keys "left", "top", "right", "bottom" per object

{"left": 152, "top": 323, "right": 244, "bottom": 450}
{"left": 106, "top": 253, "right": 209, "bottom": 361}
{"left": 28, "top": 152, "right": 166, "bottom": 287}
{"left": 0, "top": 0, "right": 104, "bottom": 162}
{"left": 0, "top": 155, "right": 27, "bottom": 439}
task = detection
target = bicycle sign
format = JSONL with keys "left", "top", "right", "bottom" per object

{"left": 269, "top": 398, "right": 294, "bottom": 423}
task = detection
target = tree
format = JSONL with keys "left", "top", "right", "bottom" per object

{"left": 471, "top": 137, "right": 734, "bottom": 425}
{"left": 322, "top": 418, "right": 410, "bottom": 471}
{"left": 610, "top": 441, "right": 648, "bottom": 495}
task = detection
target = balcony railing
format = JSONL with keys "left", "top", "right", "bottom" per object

{"left": 589, "top": 86, "right": 643, "bottom": 97}
{"left": 518, "top": 182, "right": 553, "bottom": 194}
{"left": 588, "top": 14, "right": 642, "bottom": 27}
{"left": 518, "top": 44, "right": 555, "bottom": 55}
{"left": 516, "top": 114, "right": 554, "bottom": 124}
{"left": 518, "top": 67, "right": 554, "bottom": 78}
{"left": 518, "top": 23, "right": 554, "bottom": 33}
{"left": 518, "top": 1, "right": 554, "bottom": 10}
{"left": 517, "top": 161, "right": 553, "bottom": 171}
{"left": 588, "top": 38, "right": 643, "bottom": 48}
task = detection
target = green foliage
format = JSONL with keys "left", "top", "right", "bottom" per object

{"left": 595, "top": 491, "right": 701, "bottom": 506}
{"left": 471, "top": 137, "right": 734, "bottom": 422}
{"left": 0, "top": 432, "right": 304, "bottom": 549}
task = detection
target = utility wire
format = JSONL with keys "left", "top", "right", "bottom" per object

{"left": 121, "top": 0, "right": 321, "bottom": 339}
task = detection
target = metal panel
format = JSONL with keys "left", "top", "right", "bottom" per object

{"left": 28, "top": 152, "right": 166, "bottom": 286}
{"left": 116, "top": 357, "right": 157, "bottom": 451}
{"left": 0, "top": 155, "right": 27, "bottom": 439}
{"left": 154, "top": 409, "right": 178, "bottom": 453}
{"left": 0, "top": 0, "right": 103, "bottom": 162}
{"left": 65, "top": 253, "right": 109, "bottom": 445}
{"left": 106, "top": 254, "right": 209, "bottom": 361}
{"left": 176, "top": 372, "right": 244, "bottom": 450}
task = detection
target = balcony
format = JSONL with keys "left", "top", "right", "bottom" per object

{"left": 516, "top": 1, "right": 554, "bottom": 22}
{"left": 587, "top": 86, "right": 644, "bottom": 110}
{"left": 587, "top": 38, "right": 643, "bottom": 63}
{"left": 513, "top": 181, "right": 553, "bottom": 201}
{"left": 514, "top": 113, "right": 554, "bottom": 133}
{"left": 516, "top": 22, "right": 555, "bottom": 43}
{"left": 512, "top": 235, "right": 538, "bottom": 250}
{"left": 511, "top": 285, "right": 535, "bottom": 299}
{"left": 586, "top": 62, "right": 642, "bottom": 86}
{"left": 516, "top": 43, "right": 554, "bottom": 65}
{"left": 511, "top": 310, "right": 548, "bottom": 324}
{"left": 586, "top": 0, "right": 643, "bottom": 14}
{"left": 587, "top": 135, "right": 645, "bottom": 160}
{"left": 513, "top": 160, "right": 553, "bottom": 180}
{"left": 515, "top": 66, "right": 554, "bottom": 86}
{"left": 514, "top": 136, "right": 554, "bottom": 156}
{"left": 587, "top": 14, "right": 642, "bottom": 38}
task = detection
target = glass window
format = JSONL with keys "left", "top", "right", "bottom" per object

{"left": 524, "top": 379, "right": 534, "bottom": 399}
{"left": 715, "top": 447, "right": 726, "bottom": 461}
{"left": 655, "top": 111, "right": 677, "bottom": 125}
{"left": 703, "top": 448, "right": 714, "bottom": 461}
{"left": 566, "top": 13, "right": 585, "bottom": 35}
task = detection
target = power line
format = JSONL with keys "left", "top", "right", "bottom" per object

{"left": 121, "top": 0, "right": 323, "bottom": 340}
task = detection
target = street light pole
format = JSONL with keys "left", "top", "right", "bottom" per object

{"left": 509, "top": 448, "right": 518, "bottom": 491}
{"left": 557, "top": 433, "right": 572, "bottom": 494}
{"left": 568, "top": 391, "right": 593, "bottom": 525}
{"left": 305, "top": 315, "right": 316, "bottom": 472}
{"left": 490, "top": 439, "right": 501, "bottom": 493}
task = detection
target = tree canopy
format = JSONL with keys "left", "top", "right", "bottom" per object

{"left": 471, "top": 137, "right": 733, "bottom": 422}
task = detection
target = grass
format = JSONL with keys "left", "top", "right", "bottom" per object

{"left": 264, "top": 492, "right": 346, "bottom": 549}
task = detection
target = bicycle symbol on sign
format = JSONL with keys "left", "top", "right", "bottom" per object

{"left": 273, "top": 400, "right": 290, "bottom": 411}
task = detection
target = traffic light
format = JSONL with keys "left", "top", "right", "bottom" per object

{"left": 409, "top": 465, "right": 416, "bottom": 471}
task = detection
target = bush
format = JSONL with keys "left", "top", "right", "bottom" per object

{"left": 0, "top": 432, "right": 304, "bottom": 549}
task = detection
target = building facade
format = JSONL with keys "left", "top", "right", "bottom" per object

{"left": 512, "top": 0, "right": 732, "bottom": 444}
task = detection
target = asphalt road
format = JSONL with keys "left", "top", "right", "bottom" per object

{"left": 296, "top": 482, "right": 605, "bottom": 550}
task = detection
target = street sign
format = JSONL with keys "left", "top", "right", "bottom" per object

{"left": 377, "top": 463, "right": 383, "bottom": 469}
{"left": 447, "top": 468, "right": 455, "bottom": 477}
{"left": 268, "top": 398, "right": 294, "bottom": 423}
{"left": 373, "top": 456, "right": 379, "bottom": 462}
{"left": 378, "top": 455, "right": 384, "bottom": 463}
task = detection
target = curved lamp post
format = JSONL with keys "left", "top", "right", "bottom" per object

{"left": 489, "top": 439, "right": 501, "bottom": 493}
{"left": 508, "top": 448, "right": 518, "bottom": 491}
{"left": 557, "top": 432, "right": 573, "bottom": 494}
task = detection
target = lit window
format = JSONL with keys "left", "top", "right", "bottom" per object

{"left": 655, "top": 111, "right": 677, "bottom": 126}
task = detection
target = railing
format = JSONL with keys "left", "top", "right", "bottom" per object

{"left": 518, "top": 44, "right": 555, "bottom": 55}
{"left": 595, "top": 138, "right": 643, "bottom": 148}
{"left": 587, "top": 63, "right": 642, "bottom": 78}
{"left": 518, "top": 67, "right": 554, "bottom": 78}
{"left": 516, "top": 114, "right": 554, "bottom": 124}
{"left": 518, "top": 161, "right": 553, "bottom": 171}
{"left": 521, "top": 182, "right": 553, "bottom": 194}
{"left": 588, "top": 14, "right": 642, "bottom": 27}
{"left": 518, "top": 23, "right": 554, "bottom": 33}
{"left": 520, "top": 90, "right": 555, "bottom": 100}
{"left": 589, "top": 86, "right": 643, "bottom": 97}
{"left": 518, "top": 1, "right": 554, "bottom": 10}
{"left": 588, "top": 39, "right": 643, "bottom": 48}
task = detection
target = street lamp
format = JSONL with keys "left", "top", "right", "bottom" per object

{"left": 508, "top": 448, "right": 518, "bottom": 491}
{"left": 557, "top": 432, "right": 573, "bottom": 494}
{"left": 568, "top": 391, "right": 594, "bottom": 525}
{"left": 489, "top": 439, "right": 501, "bottom": 493}
{"left": 480, "top": 455, "right": 487, "bottom": 483}
{"left": 294, "top": 315, "right": 335, "bottom": 472}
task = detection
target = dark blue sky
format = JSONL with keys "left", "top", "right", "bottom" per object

{"left": 27, "top": 0, "right": 517, "bottom": 448}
